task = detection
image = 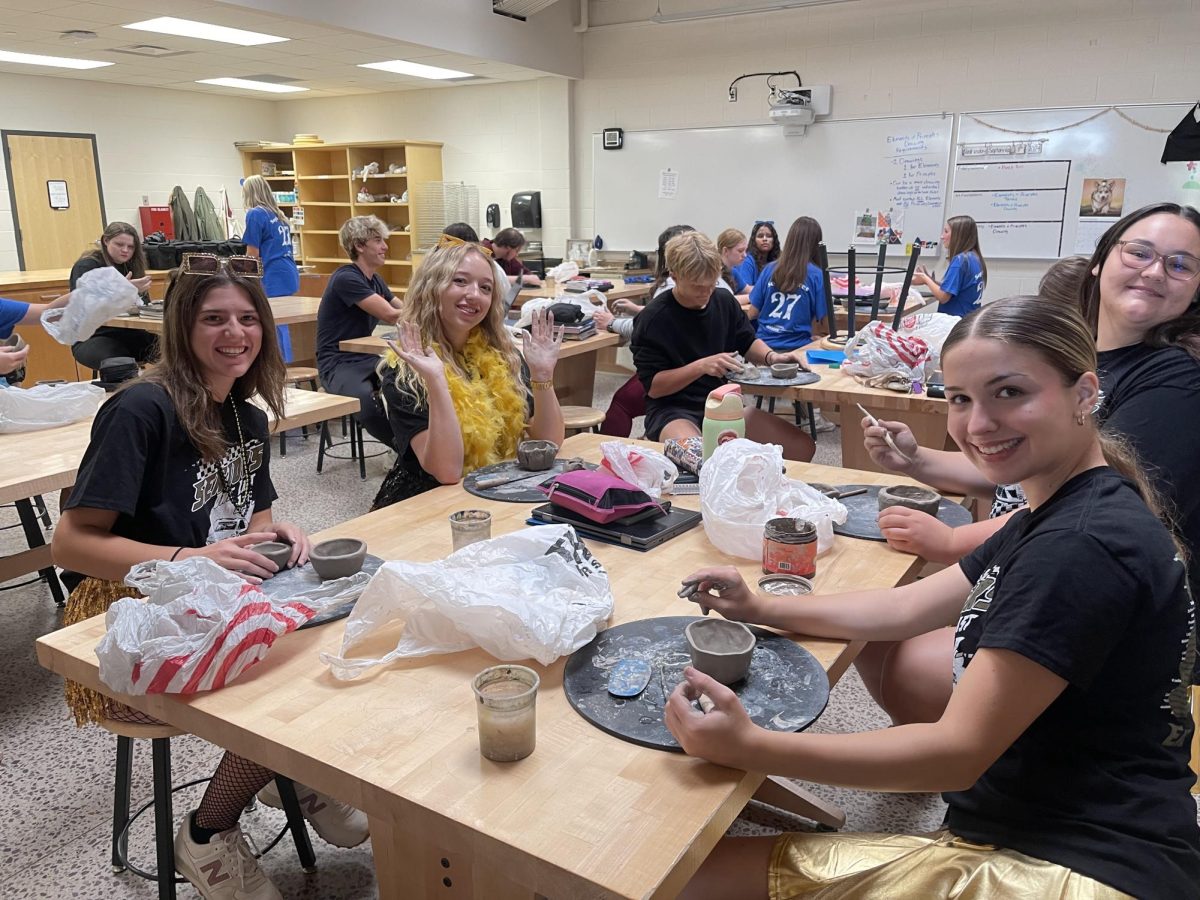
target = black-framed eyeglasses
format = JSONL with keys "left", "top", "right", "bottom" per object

{"left": 1116, "top": 241, "right": 1200, "bottom": 281}
{"left": 180, "top": 253, "right": 263, "bottom": 278}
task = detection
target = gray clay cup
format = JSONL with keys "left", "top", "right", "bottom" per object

{"left": 517, "top": 439, "right": 559, "bottom": 471}
{"left": 250, "top": 541, "right": 292, "bottom": 573}
{"left": 310, "top": 538, "right": 367, "bottom": 580}
{"left": 685, "top": 619, "right": 756, "bottom": 685}
{"left": 771, "top": 362, "right": 799, "bottom": 379}
{"left": 877, "top": 484, "right": 941, "bottom": 516}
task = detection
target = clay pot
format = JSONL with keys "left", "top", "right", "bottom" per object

{"left": 517, "top": 439, "right": 558, "bottom": 471}
{"left": 877, "top": 484, "right": 941, "bottom": 516}
{"left": 250, "top": 541, "right": 292, "bottom": 573}
{"left": 771, "top": 362, "right": 799, "bottom": 379}
{"left": 310, "top": 538, "right": 367, "bottom": 580}
{"left": 685, "top": 619, "right": 756, "bottom": 685}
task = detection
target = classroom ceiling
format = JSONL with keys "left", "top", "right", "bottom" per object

{"left": 0, "top": 0, "right": 550, "bottom": 99}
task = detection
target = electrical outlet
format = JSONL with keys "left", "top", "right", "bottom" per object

{"left": 141, "top": 194, "right": 149, "bottom": 205}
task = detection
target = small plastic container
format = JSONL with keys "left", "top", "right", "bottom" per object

{"left": 472, "top": 665, "right": 539, "bottom": 762}
{"left": 449, "top": 510, "right": 492, "bottom": 551}
{"left": 762, "top": 517, "right": 817, "bottom": 577}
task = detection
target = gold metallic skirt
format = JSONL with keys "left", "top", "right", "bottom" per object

{"left": 63, "top": 576, "right": 143, "bottom": 727}
{"left": 769, "top": 830, "right": 1131, "bottom": 899}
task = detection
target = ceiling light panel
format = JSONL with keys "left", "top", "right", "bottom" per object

{"left": 124, "top": 17, "right": 288, "bottom": 46}
{"left": 0, "top": 49, "right": 112, "bottom": 69}
{"left": 359, "top": 59, "right": 473, "bottom": 80}
{"left": 196, "top": 77, "right": 308, "bottom": 93}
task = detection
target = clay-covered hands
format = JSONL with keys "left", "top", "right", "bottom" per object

{"left": 694, "top": 352, "right": 744, "bottom": 378}
{"left": 0, "top": 343, "right": 29, "bottom": 375}
{"left": 266, "top": 520, "right": 312, "bottom": 569}
{"left": 177, "top": 532, "right": 283, "bottom": 583}
{"left": 767, "top": 349, "right": 811, "bottom": 371}
{"left": 664, "top": 666, "right": 758, "bottom": 767}
{"left": 610, "top": 297, "right": 641, "bottom": 317}
{"left": 861, "top": 417, "right": 920, "bottom": 474}
{"left": 520, "top": 306, "right": 564, "bottom": 382}
{"left": 878, "top": 506, "right": 953, "bottom": 559}
{"left": 678, "top": 567, "right": 769, "bottom": 624}
{"left": 386, "top": 322, "right": 448, "bottom": 389}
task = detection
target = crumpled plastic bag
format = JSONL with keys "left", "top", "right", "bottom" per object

{"left": 599, "top": 441, "right": 678, "bottom": 498}
{"left": 41, "top": 266, "right": 140, "bottom": 345}
{"left": 0, "top": 381, "right": 104, "bottom": 433}
{"left": 546, "top": 259, "right": 580, "bottom": 282}
{"left": 320, "top": 524, "right": 613, "bottom": 679}
{"left": 842, "top": 320, "right": 932, "bottom": 384}
{"left": 894, "top": 312, "right": 959, "bottom": 379}
{"left": 700, "top": 439, "right": 847, "bottom": 559}
{"left": 96, "top": 557, "right": 368, "bottom": 696}
{"left": 515, "top": 290, "right": 607, "bottom": 328}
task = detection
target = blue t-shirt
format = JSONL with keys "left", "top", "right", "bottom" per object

{"left": 0, "top": 297, "right": 29, "bottom": 339}
{"left": 244, "top": 206, "right": 300, "bottom": 298}
{"left": 938, "top": 252, "right": 985, "bottom": 317}
{"left": 733, "top": 255, "right": 759, "bottom": 290}
{"left": 749, "top": 261, "right": 827, "bottom": 351}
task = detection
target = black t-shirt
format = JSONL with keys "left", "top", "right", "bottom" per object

{"left": 64, "top": 383, "right": 277, "bottom": 583}
{"left": 316, "top": 263, "right": 394, "bottom": 379}
{"left": 948, "top": 467, "right": 1200, "bottom": 899}
{"left": 631, "top": 287, "right": 756, "bottom": 417}
{"left": 70, "top": 254, "right": 151, "bottom": 346}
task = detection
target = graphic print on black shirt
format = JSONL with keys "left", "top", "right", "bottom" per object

{"left": 192, "top": 437, "right": 267, "bottom": 542}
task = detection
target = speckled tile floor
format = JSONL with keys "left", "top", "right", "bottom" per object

{"left": 7, "top": 374, "right": 1179, "bottom": 898}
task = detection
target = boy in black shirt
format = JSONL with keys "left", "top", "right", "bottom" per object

{"left": 631, "top": 231, "right": 815, "bottom": 461}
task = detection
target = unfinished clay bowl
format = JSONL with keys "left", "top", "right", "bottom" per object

{"left": 877, "top": 484, "right": 941, "bottom": 516}
{"left": 310, "top": 538, "right": 367, "bottom": 580}
{"left": 517, "top": 439, "right": 558, "bottom": 471}
{"left": 771, "top": 362, "right": 799, "bottom": 379}
{"left": 685, "top": 619, "right": 756, "bottom": 685}
{"left": 249, "top": 541, "right": 292, "bottom": 573}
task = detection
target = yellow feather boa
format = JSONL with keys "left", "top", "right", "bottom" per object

{"left": 386, "top": 330, "right": 527, "bottom": 474}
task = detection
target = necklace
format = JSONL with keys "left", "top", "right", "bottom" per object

{"left": 214, "top": 397, "right": 253, "bottom": 515}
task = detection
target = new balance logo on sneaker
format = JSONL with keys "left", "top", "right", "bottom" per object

{"left": 256, "top": 780, "right": 369, "bottom": 848}
{"left": 200, "top": 860, "right": 231, "bottom": 886}
{"left": 301, "top": 793, "right": 327, "bottom": 818}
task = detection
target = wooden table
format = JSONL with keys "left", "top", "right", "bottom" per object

{"left": 340, "top": 330, "right": 621, "bottom": 408}
{"left": 37, "top": 433, "right": 937, "bottom": 899}
{"left": 513, "top": 279, "right": 652, "bottom": 309}
{"left": 0, "top": 387, "right": 359, "bottom": 597}
{"left": 105, "top": 296, "right": 322, "bottom": 333}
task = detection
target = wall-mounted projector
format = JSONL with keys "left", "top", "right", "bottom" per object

{"left": 768, "top": 85, "right": 831, "bottom": 135}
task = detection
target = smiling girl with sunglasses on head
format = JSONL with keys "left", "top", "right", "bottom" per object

{"left": 668, "top": 297, "right": 1200, "bottom": 900}
{"left": 53, "top": 259, "right": 366, "bottom": 900}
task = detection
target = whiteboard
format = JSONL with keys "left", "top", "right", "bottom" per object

{"left": 950, "top": 104, "right": 1198, "bottom": 259}
{"left": 591, "top": 116, "right": 953, "bottom": 255}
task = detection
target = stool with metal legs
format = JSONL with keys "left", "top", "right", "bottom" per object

{"left": 0, "top": 495, "right": 65, "bottom": 605}
{"left": 316, "top": 416, "right": 389, "bottom": 480}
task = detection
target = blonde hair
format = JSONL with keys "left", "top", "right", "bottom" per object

{"left": 665, "top": 231, "right": 721, "bottom": 284}
{"left": 383, "top": 242, "right": 524, "bottom": 402}
{"left": 241, "top": 175, "right": 289, "bottom": 225}
{"left": 716, "top": 228, "right": 746, "bottom": 254}
{"left": 339, "top": 215, "right": 390, "bottom": 260}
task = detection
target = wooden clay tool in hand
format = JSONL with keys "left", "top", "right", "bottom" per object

{"left": 856, "top": 403, "right": 914, "bottom": 463}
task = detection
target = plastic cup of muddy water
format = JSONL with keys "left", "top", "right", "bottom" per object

{"left": 472, "top": 665, "right": 540, "bottom": 762}
{"left": 449, "top": 509, "right": 492, "bottom": 551}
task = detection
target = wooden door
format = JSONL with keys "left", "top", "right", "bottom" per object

{"left": 2, "top": 131, "right": 105, "bottom": 270}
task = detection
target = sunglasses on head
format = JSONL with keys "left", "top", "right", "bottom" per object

{"left": 753, "top": 220, "right": 775, "bottom": 227}
{"left": 179, "top": 253, "right": 263, "bottom": 278}
{"left": 435, "top": 233, "right": 493, "bottom": 257}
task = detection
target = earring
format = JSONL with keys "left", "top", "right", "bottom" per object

{"left": 1075, "top": 411, "right": 1086, "bottom": 426}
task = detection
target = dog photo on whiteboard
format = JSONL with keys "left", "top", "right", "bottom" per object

{"left": 1079, "top": 177, "right": 1126, "bottom": 217}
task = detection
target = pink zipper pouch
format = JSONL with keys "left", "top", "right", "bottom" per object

{"left": 542, "top": 469, "right": 663, "bottom": 524}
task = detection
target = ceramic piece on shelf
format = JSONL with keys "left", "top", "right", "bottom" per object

{"left": 310, "top": 538, "right": 367, "bottom": 580}
{"left": 685, "top": 619, "right": 755, "bottom": 685}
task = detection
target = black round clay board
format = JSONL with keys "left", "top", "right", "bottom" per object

{"left": 563, "top": 616, "right": 829, "bottom": 752}
{"left": 254, "top": 553, "right": 385, "bottom": 630}
{"left": 832, "top": 484, "right": 973, "bottom": 542}
{"left": 727, "top": 369, "right": 821, "bottom": 388}
{"left": 463, "top": 458, "right": 599, "bottom": 503}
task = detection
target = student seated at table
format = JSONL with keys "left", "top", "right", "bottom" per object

{"left": 443, "top": 221, "right": 480, "bottom": 242}
{"left": 372, "top": 235, "right": 564, "bottom": 508}
{"left": 747, "top": 216, "right": 827, "bottom": 346}
{"left": 733, "top": 220, "right": 780, "bottom": 289}
{"left": 667, "top": 296, "right": 1200, "bottom": 900}
{"left": 69, "top": 221, "right": 159, "bottom": 370}
{"left": 0, "top": 291, "right": 72, "bottom": 376}
{"left": 911, "top": 215, "right": 988, "bottom": 317}
{"left": 632, "top": 231, "right": 815, "bottom": 461}
{"left": 483, "top": 227, "right": 542, "bottom": 287}
{"left": 52, "top": 255, "right": 367, "bottom": 900}
{"left": 316, "top": 215, "right": 401, "bottom": 449}
{"left": 717, "top": 228, "right": 752, "bottom": 299}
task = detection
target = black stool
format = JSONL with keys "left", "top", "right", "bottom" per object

{"left": 0, "top": 495, "right": 65, "bottom": 605}
{"left": 754, "top": 395, "right": 819, "bottom": 443}
{"left": 317, "top": 417, "right": 389, "bottom": 480}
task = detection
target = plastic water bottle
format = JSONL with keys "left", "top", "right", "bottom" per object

{"left": 702, "top": 384, "right": 746, "bottom": 460}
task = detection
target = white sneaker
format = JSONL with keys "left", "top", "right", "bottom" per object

{"left": 809, "top": 410, "right": 837, "bottom": 433}
{"left": 174, "top": 812, "right": 282, "bottom": 900}
{"left": 257, "top": 780, "right": 369, "bottom": 848}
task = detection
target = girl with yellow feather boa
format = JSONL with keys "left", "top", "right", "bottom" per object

{"left": 373, "top": 238, "right": 565, "bottom": 509}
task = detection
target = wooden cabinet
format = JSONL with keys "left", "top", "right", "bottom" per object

{"left": 240, "top": 140, "right": 444, "bottom": 300}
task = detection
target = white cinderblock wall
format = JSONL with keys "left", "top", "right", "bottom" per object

{"left": 0, "top": 70, "right": 277, "bottom": 271}
{"left": 573, "top": 0, "right": 1200, "bottom": 297}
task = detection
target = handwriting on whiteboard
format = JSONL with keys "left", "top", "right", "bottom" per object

{"left": 888, "top": 131, "right": 939, "bottom": 155}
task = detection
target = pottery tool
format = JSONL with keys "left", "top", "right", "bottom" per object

{"left": 697, "top": 694, "right": 716, "bottom": 714}
{"left": 474, "top": 457, "right": 585, "bottom": 490}
{"left": 855, "top": 403, "right": 914, "bottom": 463}
{"left": 607, "top": 658, "right": 653, "bottom": 698}
{"left": 819, "top": 486, "right": 868, "bottom": 501}
{"left": 678, "top": 577, "right": 727, "bottom": 616}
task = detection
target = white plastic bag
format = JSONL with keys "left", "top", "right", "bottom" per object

{"left": 895, "top": 312, "right": 959, "bottom": 379}
{"left": 515, "top": 290, "right": 606, "bottom": 328}
{"left": 546, "top": 259, "right": 580, "bottom": 282}
{"left": 41, "top": 266, "right": 140, "bottom": 345}
{"left": 320, "top": 525, "right": 613, "bottom": 679}
{"left": 599, "top": 441, "right": 678, "bottom": 498}
{"left": 842, "top": 320, "right": 932, "bottom": 384}
{"left": 0, "top": 381, "right": 104, "bottom": 433}
{"left": 96, "top": 557, "right": 366, "bottom": 696}
{"left": 700, "top": 439, "right": 847, "bottom": 559}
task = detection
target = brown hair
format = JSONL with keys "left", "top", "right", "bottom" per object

{"left": 664, "top": 231, "right": 722, "bottom": 287}
{"left": 945, "top": 215, "right": 988, "bottom": 286}
{"left": 1037, "top": 255, "right": 1089, "bottom": 307}
{"left": 137, "top": 273, "right": 286, "bottom": 461}
{"left": 492, "top": 227, "right": 527, "bottom": 250}
{"left": 944, "top": 297, "right": 1179, "bottom": 553}
{"left": 771, "top": 216, "right": 823, "bottom": 294}
{"left": 651, "top": 224, "right": 694, "bottom": 296}
{"left": 83, "top": 222, "right": 147, "bottom": 279}
{"left": 717, "top": 227, "right": 746, "bottom": 289}
{"left": 1079, "top": 202, "right": 1200, "bottom": 361}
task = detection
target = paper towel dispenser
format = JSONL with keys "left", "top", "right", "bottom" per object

{"left": 511, "top": 191, "right": 542, "bottom": 229}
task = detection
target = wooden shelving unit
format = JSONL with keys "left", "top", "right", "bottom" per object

{"left": 240, "top": 139, "right": 443, "bottom": 296}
